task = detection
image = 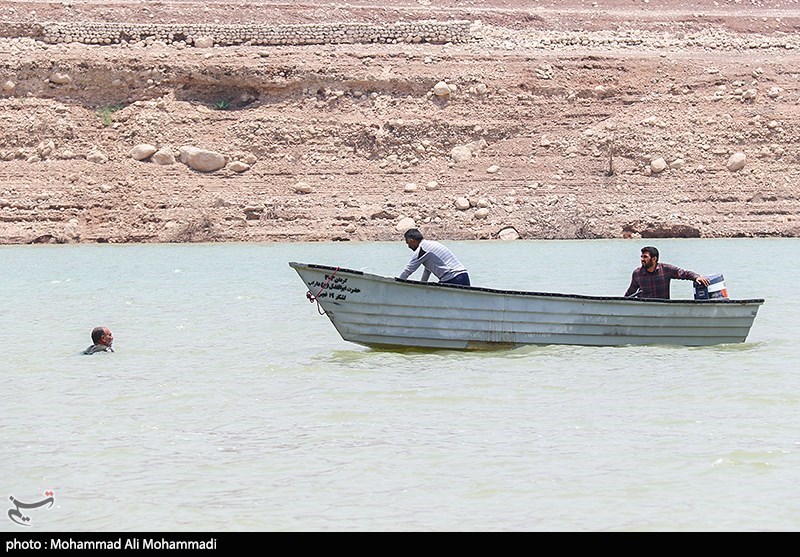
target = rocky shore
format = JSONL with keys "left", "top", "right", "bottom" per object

{"left": 1, "top": 0, "right": 798, "bottom": 244}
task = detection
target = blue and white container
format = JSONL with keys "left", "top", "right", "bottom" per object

{"left": 694, "top": 273, "right": 728, "bottom": 299}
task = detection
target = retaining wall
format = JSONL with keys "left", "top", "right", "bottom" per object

{"left": 1, "top": 20, "right": 473, "bottom": 46}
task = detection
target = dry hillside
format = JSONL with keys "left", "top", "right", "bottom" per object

{"left": 1, "top": 0, "right": 799, "bottom": 244}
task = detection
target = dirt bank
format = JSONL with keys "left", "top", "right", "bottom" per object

{"left": 1, "top": 0, "right": 799, "bottom": 244}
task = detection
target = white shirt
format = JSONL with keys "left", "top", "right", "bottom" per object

{"left": 399, "top": 239, "right": 467, "bottom": 282}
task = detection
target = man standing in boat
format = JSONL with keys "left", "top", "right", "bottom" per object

{"left": 399, "top": 228, "right": 471, "bottom": 286}
{"left": 624, "top": 246, "right": 709, "bottom": 299}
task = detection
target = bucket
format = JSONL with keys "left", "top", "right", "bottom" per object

{"left": 694, "top": 273, "right": 728, "bottom": 299}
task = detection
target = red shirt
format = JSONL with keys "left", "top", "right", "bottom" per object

{"left": 624, "top": 262, "right": 699, "bottom": 299}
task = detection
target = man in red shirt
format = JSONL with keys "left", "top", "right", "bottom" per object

{"left": 624, "top": 246, "right": 710, "bottom": 299}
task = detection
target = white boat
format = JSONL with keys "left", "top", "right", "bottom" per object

{"left": 289, "top": 262, "right": 764, "bottom": 350}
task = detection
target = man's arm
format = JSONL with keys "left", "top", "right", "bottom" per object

{"left": 624, "top": 271, "right": 639, "bottom": 297}
{"left": 399, "top": 252, "right": 423, "bottom": 279}
{"left": 668, "top": 263, "right": 709, "bottom": 286}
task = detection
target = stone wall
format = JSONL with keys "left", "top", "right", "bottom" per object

{"left": 1, "top": 20, "right": 473, "bottom": 46}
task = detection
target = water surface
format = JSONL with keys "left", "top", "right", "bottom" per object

{"left": 2, "top": 239, "right": 798, "bottom": 531}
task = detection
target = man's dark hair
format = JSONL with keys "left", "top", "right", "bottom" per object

{"left": 641, "top": 246, "right": 659, "bottom": 260}
{"left": 91, "top": 327, "right": 106, "bottom": 344}
{"left": 404, "top": 228, "right": 424, "bottom": 241}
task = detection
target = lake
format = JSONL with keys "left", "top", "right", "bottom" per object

{"left": 2, "top": 238, "right": 798, "bottom": 531}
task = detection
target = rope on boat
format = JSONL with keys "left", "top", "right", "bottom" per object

{"left": 306, "top": 266, "right": 340, "bottom": 315}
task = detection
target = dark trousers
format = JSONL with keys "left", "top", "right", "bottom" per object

{"left": 441, "top": 272, "right": 470, "bottom": 286}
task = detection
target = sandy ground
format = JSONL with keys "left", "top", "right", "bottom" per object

{"left": 1, "top": 0, "right": 799, "bottom": 244}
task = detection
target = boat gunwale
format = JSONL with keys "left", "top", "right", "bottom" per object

{"left": 290, "top": 262, "right": 766, "bottom": 305}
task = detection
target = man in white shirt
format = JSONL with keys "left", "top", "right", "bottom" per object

{"left": 398, "top": 228, "right": 471, "bottom": 286}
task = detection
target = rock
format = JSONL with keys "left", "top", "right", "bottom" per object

{"left": 395, "top": 217, "right": 416, "bottom": 232}
{"left": 294, "top": 182, "right": 313, "bottom": 194}
{"left": 178, "top": 145, "right": 227, "bottom": 172}
{"left": 487, "top": 165, "right": 500, "bottom": 174}
{"left": 726, "top": 152, "right": 747, "bottom": 172}
{"left": 403, "top": 182, "right": 417, "bottom": 192}
{"left": 650, "top": 157, "right": 667, "bottom": 174}
{"left": 37, "top": 140, "right": 55, "bottom": 158}
{"left": 474, "top": 208, "right": 490, "bottom": 219}
{"left": 425, "top": 181, "right": 439, "bottom": 191}
{"left": 467, "top": 139, "right": 488, "bottom": 153}
{"left": 433, "top": 81, "right": 451, "bottom": 97}
{"left": 362, "top": 209, "right": 391, "bottom": 221}
{"left": 49, "top": 72, "right": 72, "bottom": 85}
{"left": 498, "top": 226, "right": 520, "bottom": 240}
{"left": 241, "top": 153, "right": 258, "bottom": 165}
{"left": 641, "top": 224, "right": 701, "bottom": 238}
{"left": 130, "top": 144, "right": 157, "bottom": 161}
{"left": 152, "top": 147, "right": 176, "bottom": 165}
{"left": 64, "top": 219, "right": 80, "bottom": 241}
{"left": 450, "top": 145, "right": 472, "bottom": 162}
{"left": 227, "top": 161, "right": 250, "bottom": 172}
{"left": 194, "top": 36, "right": 215, "bottom": 48}
{"left": 454, "top": 197, "right": 471, "bottom": 210}
{"left": 86, "top": 149, "right": 108, "bottom": 164}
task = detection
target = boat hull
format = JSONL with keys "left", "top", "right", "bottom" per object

{"left": 290, "top": 262, "right": 764, "bottom": 349}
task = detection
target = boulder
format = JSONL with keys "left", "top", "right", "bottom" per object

{"left": 395, "top": 217, "right": 416, "bottom": 232}
{"left": 498, "top": 227, "right": 520, "bottom": 240}
{"left": 152, "top": 147, "right": 176, "bottom": 165}
{"left": 178, "top": 146, "right": 227, "bottom": 172}
{"left": 130, "top": 144, "right": 157, "bottom": 161}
